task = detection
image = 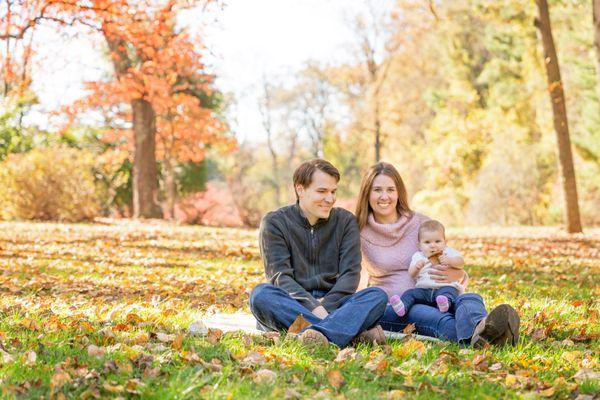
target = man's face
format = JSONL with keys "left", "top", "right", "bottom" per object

{"left": 296, "top": 169, "right": 338, "bottom": 225}
{"left": 418, "top": 229, "right": 446, "bottom": 257}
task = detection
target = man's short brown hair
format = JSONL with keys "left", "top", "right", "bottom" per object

{"left": 293, "top": 159, "right": 340, "bottom": 199}
{"left": 418, "top": 220, "right": 446, "bottom": 241}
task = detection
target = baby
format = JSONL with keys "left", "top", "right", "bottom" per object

{"left": 390, "top": 219, "right": 465, "bottom": 316}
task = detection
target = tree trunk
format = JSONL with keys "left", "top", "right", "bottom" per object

{"left": 260, "top": 80, "right": 282, "bottom": 205}
{"left": 163, "top": 157, "right": 176, "bottom": 220}
{"left": 105, "top": 31, "right": 161, "bottom": 219}
{"left": 374, "top": 100, "right": 381, "bottom": 163}
{"left": 535, "top": 0, "right": 582, "bottom": 233}
{"left": 132, "top": 98, "right": 162, "bottom": 218}
{"left": 593, "top": 0, "right": 600, "bottom": 101}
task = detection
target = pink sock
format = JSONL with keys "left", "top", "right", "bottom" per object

{"left": 389, "top": 295, "right": 406, "bottom": 317}
{"left": 436, "top": 295, "right": 450, "bottom": 313}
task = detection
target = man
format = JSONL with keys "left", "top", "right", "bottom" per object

{"left": 249, "top": 159, "right": 388, "bottom": 347}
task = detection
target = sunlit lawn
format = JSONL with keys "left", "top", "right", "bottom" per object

{"left": 0, "top": 221, "right": 598, "bottom": 399}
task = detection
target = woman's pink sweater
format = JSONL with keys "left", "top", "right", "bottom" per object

{"left": 360, "top": 212, "right": 429, "bottom": 299}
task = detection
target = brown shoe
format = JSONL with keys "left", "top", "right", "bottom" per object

{"left": 299, "top": 329, "right": 329, "bottom": 346}
{"left": 471, "top": 304, "right": 520, "bottom": 348}
{"left": 352, "top": 325, "right": 386, "bottom": 345}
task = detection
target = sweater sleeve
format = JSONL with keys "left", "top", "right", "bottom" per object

{"left": 320, "top": 215, "right": 361, "bottom": 312}
{"left": 259, "top": 214, "right": 321, "bottom": 311}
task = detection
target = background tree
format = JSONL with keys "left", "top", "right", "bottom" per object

{"left": 535, "top": 0, "right": 582, "bottom": 233}
{"left": 348, "top": 0, "right": 398, "bottom": 163}
{"left": 54, "top": 0, "right": 229, "bottom": 218}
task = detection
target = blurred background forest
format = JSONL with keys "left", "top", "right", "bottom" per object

{"left": 1, "top": 0, "right": 599, "bottom": 230}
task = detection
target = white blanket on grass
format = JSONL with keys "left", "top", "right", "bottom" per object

{"left": 200, "top": 312, "right": 440, "bottom": 342}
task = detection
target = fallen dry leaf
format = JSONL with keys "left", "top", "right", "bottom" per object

{"left": 403, "top": 323, "right": 416, "bottom": 334}
{"left": 538, "top": 387, "right": 555, "bottom": 397}
{"left": 79, "top": 386, "right": 101, "bottom": 400}
{"left": 284, "top": 388, "right": 302, "bottom": 399}
{"left": 365, "top": 354, "right": 388, "bottom": 372}
{"left": 263, "top": 331, "right": 280, "bottom": 344}
{"left": 188, "top": 320, "right": 208, "bottom": 336}
{"left": 287, "top": 314, "right": 311, "bottom": 335}
{"left": 574, "top": 395, "right": 595, "bottom": 400}
{"left": 394, "top": 339, "right": 426, "bottom": 359}
{"left": 253, "top": 368, "right": 277, "bottom": 384}
{"left": 326, "top": 370, "right": 345, "bottom": 389}
{"left": 505, "top": 374, "right": 519, "bottom": 388}
{"left": 200, "top": 358, "right": 223, "bottom": 372}
{"left": 206, "top": 328, "right": 223, "bottom": 345}
{"left": 87, "top": 345, "right": 106, "bottom": 358}
{"left": 156, "top": 332, "right": 175, "bottom": 343}
{"left": 49, "top": 368, "right": 71, "bottom": 392}
{"left": 172, "top": 333, "right": 184, "bottom": 350}
{"left": 102, "top": 382, "right": 124, "bottom": 393}
{"left": 241, "top": 351, "right": 266, "bottom": 368}
{"left": 489, "top": 362, "right": 503, "bottom": 371}
{"left": 132, "top": 332, "right": 150, "bottom": 344}
{"left": 116, "top": 359, "right": 133, "bottom": 374}
{"left": 1, "top": 349, "right": 14, "bottom": 364}
{"left": 25, "top": 350, "right": 36, "bottom": 366}
{"left": 125, "top": 378, "right": 145, "bottom": 394}
{"left": 387, "top": 389, "right": 406, "bottom": 399}
{"left": 573, "top": 368, "right": 600, "bottom": 382}
{"left": 335, "top": 347, "right": 360, "bottom": 363}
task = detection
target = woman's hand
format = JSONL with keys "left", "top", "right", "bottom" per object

{"left": 429, "top": 263, "right": 465, "bottom": 283}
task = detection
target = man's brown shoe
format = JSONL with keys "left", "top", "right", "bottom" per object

{"left": 352, "top": 325, "right": 386, "bottom": 345}
{"left": 299, "top": 329, "right": 329, "bottom": 346}
{"left": 471, "top": 304, "right": 520, "bottom": 348}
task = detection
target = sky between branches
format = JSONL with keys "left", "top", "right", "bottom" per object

{"left": 26, "top": 0, "right": 372, "bottom": 141}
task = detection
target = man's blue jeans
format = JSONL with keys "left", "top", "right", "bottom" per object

{"left": 249, "top": 283, "right": 388, "bottom": 348}
{"left": 380, "top": 292, "right": 488, "bottom": 343}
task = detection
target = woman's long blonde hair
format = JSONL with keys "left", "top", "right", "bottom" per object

{"left": 355, "top": 162, "right": 412, "bottom": 230}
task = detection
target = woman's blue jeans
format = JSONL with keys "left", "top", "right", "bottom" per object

{"left": 379, "top": 292, "right": 488, "bottom": 343}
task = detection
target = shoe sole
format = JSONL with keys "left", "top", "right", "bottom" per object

{"left": 352, "top": 325, "right": 386, "bottom": 345}
{"left": 473, "top": 304, "right": 520, "bottom": 347}
{"left": 299, "top": 329, "right": 329, "bottom": 346}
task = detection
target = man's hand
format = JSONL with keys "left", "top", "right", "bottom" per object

{"left": 429, "top": 263, "right": 466, "bottom": 283}
{"left": 312, "top": 306, "right": 329, "bottom": 319}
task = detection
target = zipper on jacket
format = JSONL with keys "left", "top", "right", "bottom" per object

{"left": 310, "top": 227, "right": 316, "bottom": 276}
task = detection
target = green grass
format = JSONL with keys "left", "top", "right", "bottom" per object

{"left": 0, "top": 222, "right": 598, "bottom": 399}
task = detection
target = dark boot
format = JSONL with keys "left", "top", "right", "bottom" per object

{"left": 351, "top": 325, "right": 386, "bottom": 345}
{"left": 471, "top": 304, "right": 520, "bottom": 348}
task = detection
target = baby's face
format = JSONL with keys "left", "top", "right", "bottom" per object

{"left": 419, "top": 230, "right": 446, "bottom": 257}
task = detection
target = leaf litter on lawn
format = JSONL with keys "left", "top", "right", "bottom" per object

{"left": 0, "top": 221, "right": 599, "bottom": 398}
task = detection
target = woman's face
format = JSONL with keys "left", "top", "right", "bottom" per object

{"left": 369, "top": 174, "right": 398, "bottom": 221}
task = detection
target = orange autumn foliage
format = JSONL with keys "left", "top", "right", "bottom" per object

{"left": 66, "top": 0, "right": 233, "bottom": 163}
{"left": 2, "top": 0, "right": 233, "bottom": 163}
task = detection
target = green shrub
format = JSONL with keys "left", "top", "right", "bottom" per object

{"left": 0, "top": 146, "right": 103, "bottom": 222}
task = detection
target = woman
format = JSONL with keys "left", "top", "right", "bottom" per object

{"left": 356, "top": 162, "right": 519, "bottom": 346}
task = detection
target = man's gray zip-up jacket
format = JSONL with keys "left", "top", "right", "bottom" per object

{"left": 259, "top": 203, "right": 361, "bottom": 312}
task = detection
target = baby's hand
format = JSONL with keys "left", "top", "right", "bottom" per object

{"left": 416, "top": 259, "right": 427, "bottom": 270}
{"left": 439, "top": 254, "right": 448, "bottom": 264}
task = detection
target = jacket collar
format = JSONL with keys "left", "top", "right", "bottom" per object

{"left": 292, "top": 202, "right": 331, "bottom": 229}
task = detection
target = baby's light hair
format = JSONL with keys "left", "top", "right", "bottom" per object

{"left": 418, "top": 220, "right": 446, "bottom": 241}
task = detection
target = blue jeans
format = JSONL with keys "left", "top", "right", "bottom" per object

{"left": 249, "top": 283, "right": 388, "bottom": 348}
{"left": 380, "top": 292, "right": 488, "bottom": 343}
{"left": 401, "top": 286, "right": 460, "bottom": 313}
